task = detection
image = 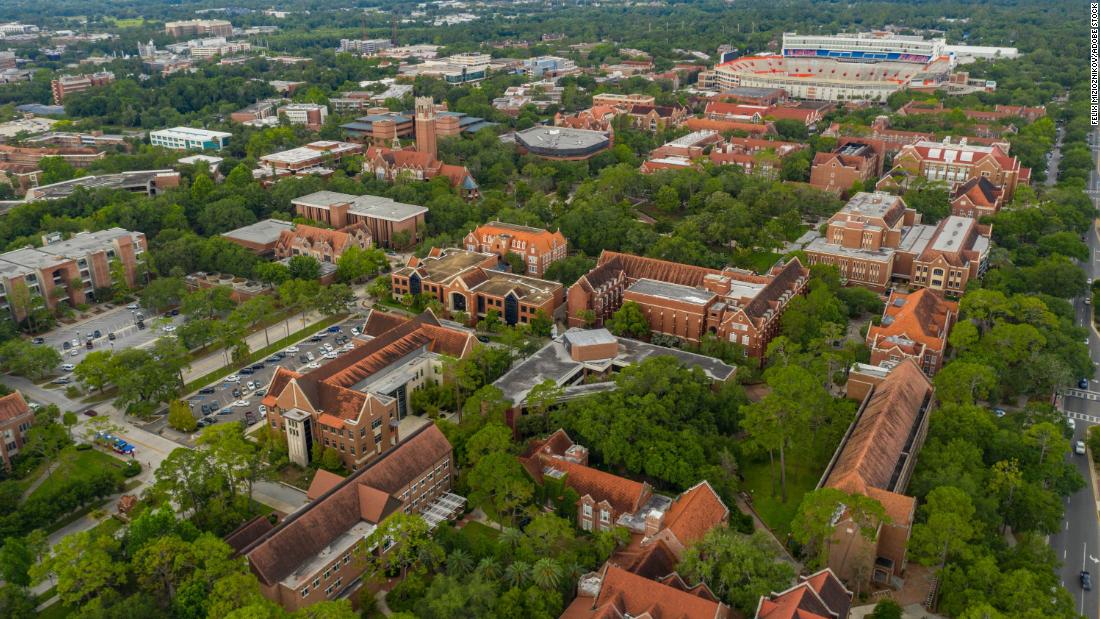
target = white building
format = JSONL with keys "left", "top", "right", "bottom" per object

{"left": 339, "top": 39, "right": 392, "bottom": 55}
{"left": 943, "top": 44, "right": 1019, "bottom": 64}
{"left": 149, "top": 127, "right": 232, "bottom": 151}
{"left": 782, "top": 32, "right": 946, "bottom": 64}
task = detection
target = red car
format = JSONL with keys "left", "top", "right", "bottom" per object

{"left": 82, "top": 409, "right": 98, "bottom": 417}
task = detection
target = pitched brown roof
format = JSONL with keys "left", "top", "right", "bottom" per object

{"left": 867, "top": 289, "right": 957, "bottom": 356}
{"left": 541, "top": 456, "right": 647, "bottom": 514}
{"left": 951, "top": 175, "right": 1003, "bottom": 208}
{"left": 306, "top": 469, "right": 345, "bottom": 501}
{"left": 0, "top": 391, "right": 31, "bottom": 422}
{"left": 561, "top": 565, "right": 731, "bottom": 619}
{"left": 594, "top": 250, "right": 723, "bottom": 288}
{"left": 224, "top": 515, "right": 276, "bottom": 555}
{"left": 360, "top": 309, "right": 410, "bottom": 337}
{"left": 755, "top": 568, "right": 851, "bottom": 619}
{"left": 243, "top": 423, "right": 452, "bottom": 586}
{"left": 824, "top": 358, "right": 932, "bottom": 496}
{"left": 612, "top": 537, "right": 681, "bottom": 580}
{"left": 662, "top": 481, "right": 729, "bottom": 549}
{"left": 743, "top": 258, "right": 808, "bottom": 320}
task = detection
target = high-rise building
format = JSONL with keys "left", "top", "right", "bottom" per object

{"left": 164, "top": 19, "right": 233, "bottom": 38}
{"left": 414, "top": 96, "right": 437, "bottom": 158}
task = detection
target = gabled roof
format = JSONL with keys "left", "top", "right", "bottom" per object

{"left": 306, "top": 469, "right": 346, "bottom": 501}
{"left": 755, "top": 568, "right": 852, "bottom": 619}
{"left": 0, "top": 391, "right": 30, "bottom": 422}
{"left": 662, "top": 481, "right": 729, "bottom": 550}
{"left": 951, "top": 175, "right": 1003, "bottom": 208}
{"left": 561, "top": 565, "right": 730, "bottom": 619}
{"left": 824, "top": 358, "right": 931, "bottom": 496}
{"left": 867, "top": 288, "right": 957, "bottom": 355}
{"left": 243, "top": 423, "right": 452, "bottom": 587}
{"left": 540, "top": 455, "right": 648, "bottom": 515}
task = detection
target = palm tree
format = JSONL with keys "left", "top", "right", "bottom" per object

{"left": 531, "top": 558, "right": 562, "bottom": 590}
{"left": 498, "top": 527, "right": 523, "bottom": 553}
{"left": 447, "top": 548, "right": 474, "bottom": 577}
{"left": 504, "top": 560, "right": 530, "bottom": 588}
{"left": 475, "top": 556, "right": 501, "bottom": 580}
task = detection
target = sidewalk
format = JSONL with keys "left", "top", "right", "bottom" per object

{"left": 181, "top": 310, "right": 325, "bottom": 383}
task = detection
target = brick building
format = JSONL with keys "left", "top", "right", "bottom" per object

{"left": 164, "top": 19, "right": 233, "bottom": 38}
{"left": 563, "top": 564, "right": 732, "bottom": 619}
{"left": 274, "top": 223, "right": 372, "bottom": 265}
{"left": 462, "top": 221, "right": 567, "bottom": 277}
{"left": 804, "top": 192, "right": 991, "bottom": 294}
{"left": 809, "top": 141, "right": 880, "bottom": 195}
{"left": 866, "top": 289, "right": 957, "bottom": 376}
{"left": 0, "top": 391, "right": 33, "bottom": 470}
{"left": 364, "top": 146, "right": 479, "bottom": 199}
{"left": 818, "top": 359, "right": 934, "bottom": 590}
{"left": 567, "top": 251, "right": 809, "bottom": 357}
{"left": 242, "top": 424, "right": 461, "bottom": 612}
{"left": 230, "top": 99, "right": 281, "bottom": 124}
{"left": 949, "top": 175, "right": 1004, "bottom": 219}
{"left": 261, "top": 311, "right": 475, "bottom": 470}
{"left": 390, "top": 248, "right": 564, "bottom": 328}
{"left": 0, "top": 228, "right": 146, "bottom": 320}
{"left": 708, "top": 137, "right": 806, "bottom": 178}
{"left": 623, "top": 104, "right": 690, "bottom": 131}
{"left": 50, "top": 72, "right": 115, "bottom": 104}
{"left": 754, "top": 569, "right": 852, "bottom": 619}
{"left": 290, "top": 191, "right": 427, "bottom": 249}
{"left": 889, "top": 138, "right": 1029, "bottom": 200}
{"left": 221, "top": 219, "right": 295, "bottom": 256}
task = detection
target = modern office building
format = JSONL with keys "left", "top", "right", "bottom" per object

{"left": 50, "top": 72, "right": 115, "bottom": 104}
{"left": 0, "top": 228, "right": 146, "bottom": 319}
{"left": 149, "top": 127, "right": 232, "bottom": 151}
{"left": 290, "top": 191, "right": 427, "bottom": 248}
{"left": 164, "top": 19, "right": 233, "bottom": 38}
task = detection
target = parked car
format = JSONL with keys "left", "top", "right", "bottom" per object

{"left": 62, "top": 341, "right": 71, "bottom": 350}
{"left": 1069, "top": 418, "right": 1078, "bottom": 432}
{"left": 326, "top": 326, "right": 341, "bottom": 333}
{"left": 323, "top": 352, "right": 337, "bottom": 359}
{"left": 219, "top": 408, "right": 234, "bottom": 415}
{"left": 82, "top": 409, "right": 98, "bottom": 417}
{"left": 232, "top": 388, "right": 242, "bottom": 398}
{"left": 254, "top": 388, "right": 267, "bottom": 397}
{"left": 250, "top": 363, "right": 265, "bottom": 371}
{"left": 306, "top": 352, "right": 315, "bottom": 361}
{"left": 285, "top": 346, "right": 300, "bottom": 354}
{"left": 85, "top": 340, "right": 93, "bottom": 350}
{"left": 61, "top": 363, "right": 75, "bottom": 372}
{"left": 1080, "top": 378, "right": 1090, "bottom": 390}
{"left": 107, "top": 332, "right": 116, "bottom": 341}
{"left": 234, "top": 400, "right": 250, "bottom": 407}
{"left": 196, "top": 419, "right": 209, "bottom": 428}
{"left": 476, "top": 335, "right": 490, "bottom": 343}
{"left": 239, "top": 368, "right": 255, "bottom": 375}
{"left": 258, "top": 404, "right": 268, "bottom": 415}
{"left": 265, "top": 356, "right": 281, "bottom": 364}
{"left": 170, "top": 308, "right": 180, "bottom": 316}
{"left": 299, "top": 354, "right": 309, "bottom": 363}
{"left": 993, "top": 408, "right": 1006, "bottom": 418}
{"left": 306, "top": 362, "right": 321, "bottom": 369}
{"left": 1076, "top": 440, "right": 1087, "bottom": 455}
{"left": 137, "top": 321, "right": 145, "bottom": 330}
{"left": 52, "top": 377, "right": 70, "bottom": 384}
{"left": 162, "top": 325, "right": 176, "bottom": 333}
{"left": 1083, "top": 571, "right": 1092, "bottom": 591}
{"left": 199, "top": 386, "right": 216, "bottom": 394}
{"left": 32, "top": 337, "right": 44, "bottom": 344}
{"left": 127, "top": 303, "right": 139, "bottom": 310}
{"left": 309, "top": 335, "right": 324, "bottom": 342}
{"left": 70, "top": 349, "right": 80, "bottom": 357}
{"left": 351, "top": 328, "right": 361, "bottom": 336}
{"left": 224, "top": 375, "right": 240, "bottom": 383}
{"left": 93, "top": 329, "right": 101, "bottom": 338}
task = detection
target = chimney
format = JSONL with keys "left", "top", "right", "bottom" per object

{"left": 644, "top": 509, "right": 665, "bottom": 537}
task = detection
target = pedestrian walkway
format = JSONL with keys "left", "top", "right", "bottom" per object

{"left": 181, "top": 310, "right": 326, "bottom": 384}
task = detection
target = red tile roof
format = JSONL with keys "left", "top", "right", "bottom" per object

{"left": 662, "top": 481, "right": 729, "bottom": 550}
{"left": 867, "top": 289, "right": 957, "bottom": 356}
{"left": 306, "top": 469, "right": 346, "bottom": 501}
{"left": 562, "top": 565, "right": 731, "bottom": 619}
{"left": 0, "top": 391, "right": 31, "bottom": 423}
{"left": 756, "top": 568, "right": 852, "bottom": 619}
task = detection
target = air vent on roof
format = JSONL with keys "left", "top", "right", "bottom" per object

{"left": 882, "top": 316, "right": 895, "bottom": 326}
{"left": 893, "top": 298, "right": 905, "bottom": 307}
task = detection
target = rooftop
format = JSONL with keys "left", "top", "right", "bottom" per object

{"left": 291, "top": 191, "right": 428, "bottom": 222}
{"left": 515, "top": 126, "right": 609, "bottom": 151}
{"left": 626, "top": 278, "right": 716, "bottom": 306}
{"left": 221, "top": 218, "right": 294, "bottom": 246}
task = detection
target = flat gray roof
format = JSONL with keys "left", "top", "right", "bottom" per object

{"left": 626, "top": 278, "right": 716, "bottom": 306}
{"left": 841, "top": 191, "right": 904, "bottom": 219}
{"left": 493, "top": 328, "right": 735, "bottom": 405}
{"left": 805, "top": 236, "right": 894, "bottom": 262}
{"left": 515, "top": 126, "right": 609, "bottom": 151}
{"left": 291, "top": 191, "right": 428, "bottom": 222}
{"left": 222, "top": 219, "right": 294, "bottom": 246}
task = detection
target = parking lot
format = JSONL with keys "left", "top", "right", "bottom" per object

{"left": 175, "top": 318, "right": 362, "bottom": 441}
{"left": 46, "top": 304, "right": 185, "bottom": 371}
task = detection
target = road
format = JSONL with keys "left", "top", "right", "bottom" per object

{"left": 1053, "top": 126, "right": 1100, "bottom": 619}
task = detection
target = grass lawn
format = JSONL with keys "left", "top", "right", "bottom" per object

{"left": 740, "top": 456, "right": 826, "bottom": 540}
{"left": 88, "top": 516, "right": 124, "bottom": 539}
{"left": 36, "top": 601, "right": 73, "bottom": 619}
{"left": 733, "top": 250, "right": 783, "bottom": 274}
{"left": 458, "top": 520, "right": 500, "bottom": 545}
{"left": 29, "top": 448, "right": 125, "bottom": 501}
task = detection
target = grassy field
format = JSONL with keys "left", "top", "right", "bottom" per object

{"left": 29, "top": 448, "right": 125, "bottom": 501}
{"left": 733, "top": 250, "right": 784, "bottom": 274}
{"left": 104, "top": 16, "right": 145, "bottom": 27}
{"left": 459, "top": 520, "right": 500, "bottom": 545}
{"left": 740, "top": 456, "right": 825, "bottom": 541}
{"left": 36, "top": 601, "right": 73, "bottom": 619}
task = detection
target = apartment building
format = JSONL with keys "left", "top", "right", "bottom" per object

{"left": 0, "top": 391, "right": 33, "bottom": 470}
{"left": 165, "top": 19, "right": 233, "bottom": 38}
{"left": 889, "top": 138, "right": 1029, "bottom": 200}
{"left": 274, "top": 223, "right": 372, "bottom": 265}
{"left": 279, "top": 103, "right": 328, "bottom": 131}
{"left": 230, "top": 99, "right": 281, "bottom": 124}
{"left": 0, "top": 228, "right": 146, "bottom": 320}
{"left": 567, "top": 252, "right": 809, "bottom": 358}
{"left": 462, "top": 222, "right": 567, "bottom": 277}
{"left": 187, "top": 37, "right": 251, "bottom": 59}
{"left": 262, "top": 311, "right": 475, "bottom": 470}
{"left": 809, "top": 141, "right": 881, "bottom": 194}
{"left": 390, "top": 248, "right": 564, "bottom": 328}
{"left": 242, "top": 423, "right": 460, "bottom": 612}
{"left": 50, "top": 71, "right": 115, "bottom": 104}
{"left": 866, "top": 288, "right": 957, "bottom": 376}
{"left": 149, "top": 127, "right": 231, "bottom": 151}
{"left": 819, "top": 359, "right": 934, "bottom": 590}
{"left": 290, "top": 191, "right": 427, "bottom": 248}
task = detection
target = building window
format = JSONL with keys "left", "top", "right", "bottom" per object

{"left": 600, "top": 509, "right": 610, "bottom": 523}
{"left": 583, "top": 504, "right": 592, "bottom": 517}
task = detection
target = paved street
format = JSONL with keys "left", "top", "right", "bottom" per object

{"left": 1052, "top": 126, "right": 1100, "bottom": 619}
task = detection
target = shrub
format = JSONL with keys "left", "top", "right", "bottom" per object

{"left": 122, "top": 460, "right": 142, "bottom": 478}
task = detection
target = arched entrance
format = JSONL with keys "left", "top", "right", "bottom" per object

{"left": 504, "top": 294, "right": 519, "bottom": 326}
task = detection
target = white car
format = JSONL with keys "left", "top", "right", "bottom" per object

{"left": 127, "top": 303, "right": 139, "bottom": 310}
{"left": 342, "top": 343, "right": 355, "bottom": 351}
{"left": 323, "top": 343, "right": 334, "bottom": 351}
{"left": 61, "top": 363, "right": 75, "bottom": 371}
{"left": 285, "top": 346, "right": 299, "bottom": 353}
{"left": 246, "top": 381, "right": 258, "bottom": 391}
{"left": 351, "top": 328, "right": 361, "bottom": 336}
{"left": 70, "top": 349, "right": 80, "bottom": 357}
{"left": 234, "top": 399, "right": 250, "bottom": 407}
{"left": 162, "top": 325, "right": 176, "bottom": 333}
{"left": 306, "top": 362, "right": 321, "bottom": 369}
{"left": 323, "top": 352, "right": 337, "bottom": 359}
{"left": 1077, "top": 440, "right": 1087, "bottom": 455}
{"left": 258, "top": 404, "right": 268, "bottom": 416}
{"left": 306, "top": 352, "right": 315, "bottom": 362}
{"left": 1069, "top": 419, "right": 1078, "bottom": 432}
{"left": 224, "top": 375, "right": 241, "bottom": 383}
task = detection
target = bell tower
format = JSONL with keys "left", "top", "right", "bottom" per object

{"left": 414, "top": 96, "right": 437, "bottom": 158}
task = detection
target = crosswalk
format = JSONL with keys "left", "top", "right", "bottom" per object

{"left": 1066, "top": 410, "right": 1100, "bottom": 425}
{"left": 1065, "top": 389, "right": 1100, "bottom": 401}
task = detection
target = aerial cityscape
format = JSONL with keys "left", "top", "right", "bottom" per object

{"left": 0, "top": 0, "right": 1091, "bottom": 618}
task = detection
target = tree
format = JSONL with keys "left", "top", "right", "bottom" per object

{"left": 678, "top": 528, "right": 795, "bottom": 614}
{"left": 312, "top": 283, "right": 355, "bottom": 316}
{"left": 791, "top": 488, "right": 886, "bottom": 569}
{"left": 467, "top": 451, "right": 535, "bottom": 526}
{"left": 606, "top": 301, "right": 650, "bottom": 339}
{"left": 870, "top": 599, "right": 904, "bottom": 619}
{"left": 0, "top": 340, "right": 61, "bottom": 380}
{"left": 287, "top": 255, "right": 322, "bottom": 280}
{"left": 530, "top": 558, "right": 562, "bottom": 590}
{"left": 934, "top": 361, "right": 998, "bottom": 405}
{"left": 910, "top": 486, "right": 975, "bottom": 570}
{"left": 335, "top": 246, "right": 387, "bottom": 283}
{"left": 503, "top": 252, "right": 527, "bottom": 274}
{"left": 140, "top": 277, "right": 186, "bottom": 313}
{"left": 465, "top": 423, "right": 513, "bottom": 467}
{"left": 167, "top": 400, "right": 198, "bottom": 432}
{"left": 31, "top": 530, "right": 129, "bottom": 607}
{"left": 529, "top": 310, "right": 553, "bottom": 337}
{"left": 0, "top": 537, "right": 32, "bottom": 587}
{"left": 320, "top": 447, "right": 342, "bottom": 471}
{"left": 526, "top": 380, "right": 564, "bottom": 434}
{"left": 364, "top": 513, "right": 443, "bottom": 580}
{"left": 74, "top": 350, "right": 115, "bottom": 394}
